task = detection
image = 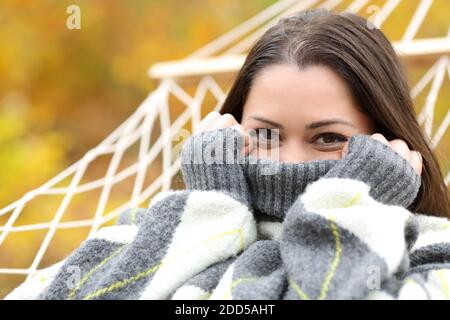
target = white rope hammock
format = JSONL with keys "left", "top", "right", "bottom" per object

{"left": 0, "top": 0, "right": 449, "bottom": 290}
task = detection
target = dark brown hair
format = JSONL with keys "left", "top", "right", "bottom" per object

{"left": 220, "top": 8, "right": 450, "bottom": 218}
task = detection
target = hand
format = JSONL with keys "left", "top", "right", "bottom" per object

{"left": 196, "top": 111, "right": 253, "bottom": 156}
{"left": 342, "top": 133, "right": 423, "bottom": 176}
{"left": 180, "top": 111, "right": 253, "bottom": 206}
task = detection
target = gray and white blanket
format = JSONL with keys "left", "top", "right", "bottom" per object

{"left": 6, "top": 128, "right": 450, "bottom": 300}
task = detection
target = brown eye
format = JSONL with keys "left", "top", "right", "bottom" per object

{"left": 313, "top": 132, "right": 347, "bottom": 150}
{"left": 254, "top": 128, "right": 281, "bottom": 149}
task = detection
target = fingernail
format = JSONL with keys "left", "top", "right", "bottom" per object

{"left": 416, "top": 151, "right": 422, "bottom": 161}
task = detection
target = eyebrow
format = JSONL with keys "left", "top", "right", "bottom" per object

{"left": 305, "top": 118, "right": 356, "bottom": 129}
{"left": 246, "top": 116, "right": 284, "bottom": 129}
{"left": 246, "top": 115, "right": 356, "bottom": 130}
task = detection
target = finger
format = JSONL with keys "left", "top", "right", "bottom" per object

{"left": 389, "top": 139, "right": 412, "bottom": 163}
{"left": 409, "top": 150, "right": 423, "bottom": 176}
{"left": 370, "top": 133, "right": 390, "bottom": 146}
{"left": 231, "top": 124, "right": 253, "bottom": 155}
{"left": 371, "top": 133, "right": 411, "bottom": 162}
{"left": 209, "top": 113, "right": 239, "bottom": 130}
{"left": 198, "top": 111, "right": 221, "bottom": 133}
{"left": 341, "top": 141, "right": 349, "bottom": 159}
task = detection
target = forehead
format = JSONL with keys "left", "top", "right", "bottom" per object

{"left": 242, "top": 63, "right": 360, "bottom": 123}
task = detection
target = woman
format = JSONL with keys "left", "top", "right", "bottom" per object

{"left": 6, "top": 9, "right": 450, "bottom": 300}
{"left": 205, "top": 8, "right": 448, "bottom": 218}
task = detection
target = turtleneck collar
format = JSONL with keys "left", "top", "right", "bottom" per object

{"left": 180, "top": 127, "right": 422, "bottom": 222}
{"left": 243, "top": 155, "right": 339, "bottom": 220}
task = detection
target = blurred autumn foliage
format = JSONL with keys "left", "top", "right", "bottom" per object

{"left": 0, "top": 0, "right": 448, "bottom": 298}
{"left": 0, "top": 0, "right": 277, "bottom": 208}
{"left": 0, "top": 0, "right": 278, "bottom": 297}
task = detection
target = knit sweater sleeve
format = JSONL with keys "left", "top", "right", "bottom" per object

{"left": 4, "top": 128, "right": 257, "bottom": 300}
{"left": 179, "top": 127, "right": 252, "bottom": 207}
{"left": 280, "top": 134, "right": 450, "bottom": 300}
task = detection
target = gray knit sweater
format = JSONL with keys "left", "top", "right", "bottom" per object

{"left": 6, "top": 127, "right": 450, "bottom": 300}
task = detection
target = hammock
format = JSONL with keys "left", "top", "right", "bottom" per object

{"left": 1, "top": 0, "right": 449, "bottom": 297}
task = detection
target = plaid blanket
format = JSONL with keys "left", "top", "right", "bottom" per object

{"left": 6, "top": 128, "right": 450, "bottom": 300}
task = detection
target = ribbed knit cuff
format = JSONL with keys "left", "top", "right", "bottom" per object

{"left": 244, "top": 156, "right": 338, "bottom": 219}
{"left": 180, "top": 127, "right": 251, "bottom": 207}
{"left": 324, "top": 134, "right": 422, "bottom": 208}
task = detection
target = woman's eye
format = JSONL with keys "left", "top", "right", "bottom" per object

{"left": 313, "top": 133, "right": 347, "bottom": 149}
{"left": 253, "top": 128, "right": 281, "bottom": 149}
